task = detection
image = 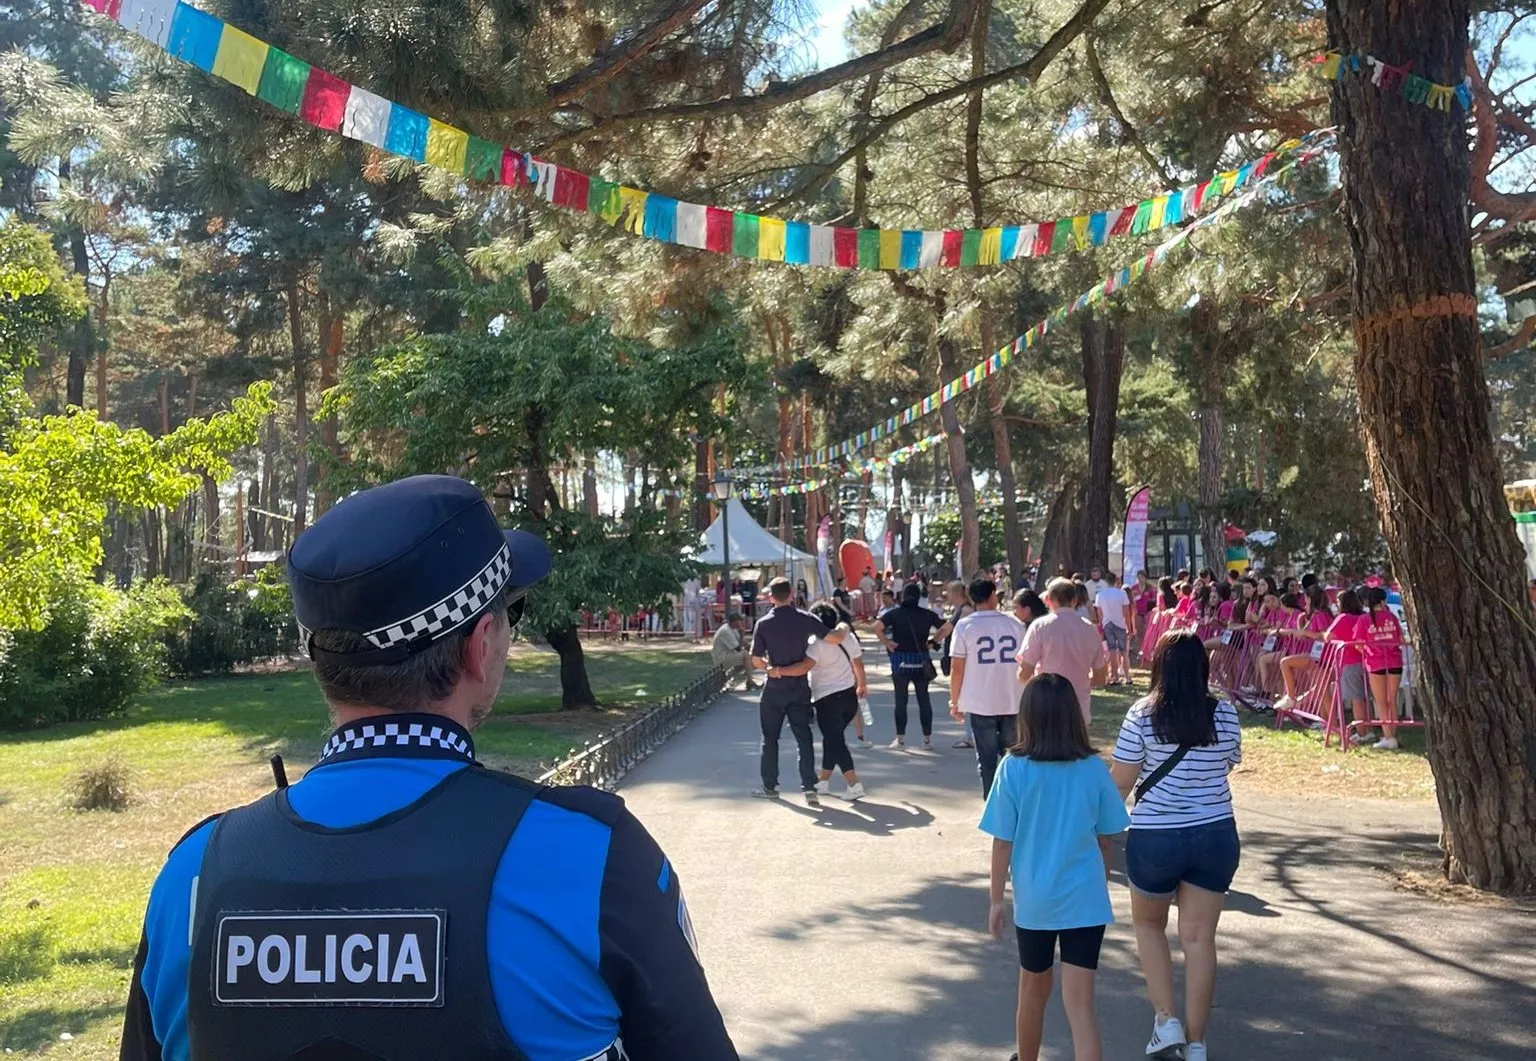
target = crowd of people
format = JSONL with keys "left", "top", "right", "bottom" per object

{"left": 1130, "top": 567, "right": 1410, "bottom": 750}
{"left": 731, "top": 572, "right": 1245, "bottom": 1061}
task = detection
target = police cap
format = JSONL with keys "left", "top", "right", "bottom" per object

{"left": 288, "top": 475, "right": 551, "bottom": 666}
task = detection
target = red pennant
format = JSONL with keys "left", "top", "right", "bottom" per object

{"left": 705, "top": 208, "right": 734, "bottom": 254}
{"left": 833, "top": 228, "right": 859, "bottom": 268}
{"left": 299, "top": 69, "right": 350, "bottom": 132}
{"left": 1033, "top": 221, "right": 1055, "bottom": 257}
{"left": 499, "top": 149, "right": 527, "bottom": 187}
{"left": 552, "top": 167, "right": 589, "bottom": 210}
{"left": 941, "top": 230, "right": 963, "bottom": 268}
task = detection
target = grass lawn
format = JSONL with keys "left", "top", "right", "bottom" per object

{"left": 1087, "top": 679, "right": 1435, "bottom": 802}
{"left": 0, "top": 642, "right": 715, "bottom": 1059}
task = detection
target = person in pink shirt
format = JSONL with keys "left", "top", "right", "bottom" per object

{"left": 1275, "top": 587, "right": 1334, "bottom": 713}
{"left": 1361, "top": 587, "right": 1405, "bottom": 750}
{"left": 1016, "top": 578, "right": 1108, "bottom": 724}
{"left": 1254, "top": 593, "right": 1299, "bottom": 694}
{"left": 1324, "top": 590, "right": 1372, "bottom": 744}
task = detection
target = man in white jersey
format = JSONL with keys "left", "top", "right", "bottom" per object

{"left": 947, "top": 578, "right": 1026, "bottom": 798}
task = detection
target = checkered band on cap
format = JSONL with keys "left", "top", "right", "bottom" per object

{"left": 318, "top": 721, "right": 473, "bottom": 762}
{"left": 363, "top": 541, "right": 513, "bottom": 650}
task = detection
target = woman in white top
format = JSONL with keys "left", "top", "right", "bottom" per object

{"left": 1109, "top": 630, "right": 1243, "bottom": 1061}
{"left": 805, "top": 602, "right": 869, "bottom": 801}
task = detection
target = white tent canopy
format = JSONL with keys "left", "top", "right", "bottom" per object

{"left": 696, "top": 498, "right": 817, "bottom": 566}
{"left": 695, "top": 498, "right": 826, "bottom": 596}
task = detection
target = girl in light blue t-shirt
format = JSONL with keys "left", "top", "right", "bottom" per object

{"left": 980, "top": 673, "right": 1130, "bottom": 1061}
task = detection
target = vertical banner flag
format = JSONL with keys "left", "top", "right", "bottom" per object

{"left": 816, "top": 514, "right": 834, "bottom": 597}
{"left": 883, "top": 530, "right": 895, "bottom": 575}
{"left": 1121, "top": 487, "right": 1152, "bottom": 581}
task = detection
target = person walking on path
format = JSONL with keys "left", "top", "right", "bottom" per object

{"left": 940, "top": 579, "right": 978, "bottom": 749}
{"left": 711, "top": 612, "right": 756, "bottom": 690}
{"left": 750, "top": 578, "right": 845, "bottom": 804}
{"left": 1109, "top": 631, "right": 1244, "bottom": 1061}
{"left": 948, "top": 578, "right": 1026, "bottom": 798}
{"left": 805, "top": 602, "right": 870, "bottom": 801}
{"left": 874, "top": 583, "right": 951, "bottom": 750}
{"left": 1093, "top": 572, "right": 1134, "bottom": 686}
{"left": 981, "top": 673, "right": 1129, "bottom": 1061}
{"left": 1017, "top": 578, "right": 1108, "bottom": 725}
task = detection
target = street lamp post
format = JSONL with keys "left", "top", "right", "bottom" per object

{"left": 712, "top": 472, "right": 732, "bottom": 623}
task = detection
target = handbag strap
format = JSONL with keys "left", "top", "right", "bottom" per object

{"left": 1134, "top": 744, "right": 1194, "bottom": 804}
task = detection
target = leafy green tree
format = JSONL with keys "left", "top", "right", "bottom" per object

{"left": 0, "top": 218, "right": 86, "bottom": 367}
{"left": 325, "top": 267, "right": 751, "bottom": 708}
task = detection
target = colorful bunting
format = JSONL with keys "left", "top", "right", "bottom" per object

{"left": 730, "top": 136, "right": 1335, "bottom": 478}
{"left": 1317, "top": 51, "right": 1471, "bottom": 114}
{"left": 71, "top": 0, "right": 1323, "bottom": 272}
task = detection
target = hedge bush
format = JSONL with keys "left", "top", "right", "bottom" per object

{"left": 0, "top": 577, "right": 188, "bottom": 730}
{"left": 161, "top": 566, "right": 300, "bottom": 676}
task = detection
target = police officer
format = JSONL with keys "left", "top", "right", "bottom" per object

{"left": 119, "top": 475, "right": 739, "bottom": 1061}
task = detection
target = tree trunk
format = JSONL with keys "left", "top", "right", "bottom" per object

{"left": 585, "top": 454, "right": 601, "bottom": 519}
{"left": 1328, "top": 0, "right": 1536, "bottom": 893}
{"left": 256, "top": 418, "right": 275, "bottom": 551}
{"left": 1080, "top": 316, "right": 1125, "bottom": 572}
{"left": 1037, "top": 481, "right": 1076, "bottom": 589}
{"left": 201, "top": 473, "right": 220, "bottom": 569}
{"left": 1192, "top": 298, "right": 1225, "bottom": 576}
{"left": 987, "top": 369, "right": 1027, "bottom": 579}
{"left": 936, "top": 336, "right": 979, "bottom": 577}
{"left": 546, "top": 624, "right": 599, "bottom": 709}
{"left": 59, "top": 158, "right": 90, "bottom": 410}
{"left": 287, "top": 280, "right": 309, "bottom": 535}
{"left": 95, "top": 279, "right": 109, "bottom": 419}
{"left": 315, "top": 292, "right": 342, "bottom": 515}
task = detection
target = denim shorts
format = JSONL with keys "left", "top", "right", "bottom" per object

{"left": 1125, "top": 818, "right": 1241, "bottom": 898}
{"left": 1103, "top": 624, "right": 1128, "bottom": 652}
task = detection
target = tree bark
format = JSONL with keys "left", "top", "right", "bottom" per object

{"left": 936, "top": 335, "right": 979, "bottom": 577}
{"left": 1329, "top": 0, "right": 1536, "bottom": 894}
{"left": 1192, "top": 298, "right": 1226, "bottom": 577}
{"left": 985, "top": 334, "right": 1027, "bottom": 578}
{"left": 1080, "top": 316, "right": 1125, "bottom": 572}
{"left": 287, "top": 280, "right": 309, "bottom": 535}
{"left": 1037, "top": 481, "right": 1076, "bottom": 589}
{"left": 58, "top": 158, "right": 90, "bottom": 410}
{"left": 315, "top": 292, "right": 342, "bottom": 515}
{"left": 584, "top": 454, "right": 601, "bottom": 519}
{"left": 546, "top": 624, "right": 599, "bottom": 709}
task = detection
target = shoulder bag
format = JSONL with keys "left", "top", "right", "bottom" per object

{"left": 1134, "top": 744, "right": 1194, "bottom": 805}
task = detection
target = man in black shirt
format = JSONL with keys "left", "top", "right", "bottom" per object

{"left": 749, "top": 578, "right": 845, "bottom": 803}
{"left": 875, "top": 584, "right": 952, "bottom": 750}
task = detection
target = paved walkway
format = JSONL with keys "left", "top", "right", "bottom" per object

{"left": 618, "top": 673, "right": 1536, "bottom": 1061}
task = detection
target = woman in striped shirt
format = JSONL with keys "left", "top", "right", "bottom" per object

{"left": 1110, "top": 631, "right": 1244, "bottom": 1061}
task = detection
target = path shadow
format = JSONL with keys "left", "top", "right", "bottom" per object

{"left": 770, "top": 797, "right": 935, "bottom": 837}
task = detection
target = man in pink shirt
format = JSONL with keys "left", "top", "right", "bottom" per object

{"left": 1016, "top": 578, "right": 1108, "bottom": 723}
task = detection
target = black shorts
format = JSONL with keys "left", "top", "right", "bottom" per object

{"left": 1015, "top": 925, "right": 1106, "bottom": 974}
{"left": 1368, "top": 667, "right": 1403, "bottom": 676}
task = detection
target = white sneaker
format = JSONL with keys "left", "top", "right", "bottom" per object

{"left": 1185, "top": 1043, "right": 1207, "bottom": 1061}
{"left": 857, "top": 737, "right": 873, "bottom": 748}
{"left": 843, "top": 782, "right": 867, "bottom": 801}
{"left": 1146, "top": 1015, "right": 1186, "bottom": 1058}
{"left": 814, "top": 780, "right": 831, "bottom": 795}
{"left": 888, "top": 738, "right": 906, "bottom": 750}
{"left": 1374, "top": 737, "right": 1400, "bottom": 751}
{"left": 1274, "top": 695, "right": 1295, "bottom": 712}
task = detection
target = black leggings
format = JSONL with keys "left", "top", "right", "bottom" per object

{"left": 814, "top": 688, "right": 859, "bottom": 774}
{"left": 893, "top": 672, "right": 934, "bottom": 737}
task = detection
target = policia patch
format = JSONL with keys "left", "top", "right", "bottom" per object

{"left": 215, "top": 911, "right": 445, "bottom": 1006}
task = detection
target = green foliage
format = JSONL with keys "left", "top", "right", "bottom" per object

{"left": 0, "top": 217, "right": 85, "bottom": 367}
{"left": 0, "top": 379, "right": 274, "bottom": 629}
{"left": 161, "top": 567, "right": 300, "bottom": 676}
{"left": 919, "top": 508, "right": 1011, "bottom": 571}
{"left": 0, "top": 577, "right": 188, "bottom": 730}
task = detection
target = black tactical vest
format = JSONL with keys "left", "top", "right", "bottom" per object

{"left": 186, "top": 765, "right": 536, "bottom": 1061}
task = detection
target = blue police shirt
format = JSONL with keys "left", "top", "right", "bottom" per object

{"left": 120, "top": 739, "right": 737, "bottom": 1061}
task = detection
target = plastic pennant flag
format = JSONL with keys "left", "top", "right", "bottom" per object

{"left": 383, "top": 103, "right": 428, "bottom": 161}
{"left": 619, "top": 187, "right": 648, "bottom": 234}
{"left": 758, "top": 216, "right": 787, "bottom": 262}
{"left": 644, "top": 195, "right": 678, "bottom": 243}
{"left": 1071, "top": 215, "right": 1090, "bottom": 251}
{"left": 117, "top": 0, "right": 177, "bottom": 47}
{"left": 785, "top": 221, "right": 810, "bottom": 265}
{"left": 299, "top": 68, "right": 351, "bottom": 132}
{"left": 168, "top": 3, "right": 223, "bottom": 71}
{"left": 341, "top": 86, "right": 390, "bottom": 148}
{"left": 256, "top": 48, "right": 311, "bottom": 115}
{"left": 900, "top": 230, "right": 922, "bottom": 270}
{"left": 211, "top": 23, "right": 267, "bottom": 93}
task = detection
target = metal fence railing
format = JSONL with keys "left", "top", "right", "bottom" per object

{"left": 536, "top": 665, "right": 731, "bottom": 790}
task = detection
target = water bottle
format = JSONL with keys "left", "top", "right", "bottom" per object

{"left": 859, "top": 696, "right": 874, "bottom": 727}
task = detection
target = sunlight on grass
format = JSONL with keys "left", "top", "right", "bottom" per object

{"left": 0, "top": 642, "right": 717, "bottom": 1059}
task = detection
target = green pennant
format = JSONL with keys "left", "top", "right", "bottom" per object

{"left": 588, "top": 179, "right": 622, "bottom": 222}
{"left": 858, "top": 229, "right": 881, "bottom": 269}
{"left": 1050, "top": 219, "right": 1073, "bottom": 254}
{"left": 1129, "top": 199, "right": 1154, "bottom": 235}
{"left": 464, "top": 136, "right": 501, "bottom": 181}
{"left": 960, "top": 229, "right": 982, "bottom": 267}
{"left": 732, "top": 213, "right": 759, "bottom": 257}
{"left": 255, "top": 49, "right": 310, "bottom": 114}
